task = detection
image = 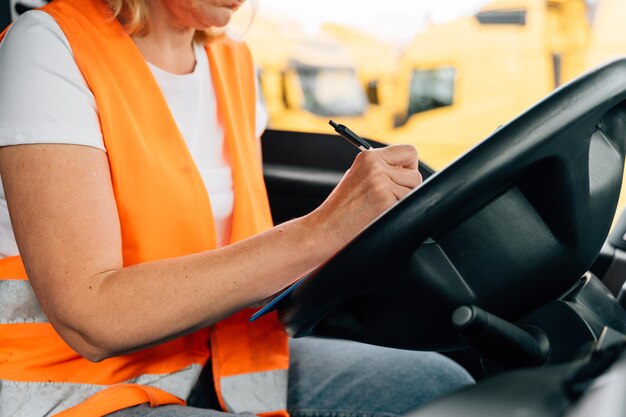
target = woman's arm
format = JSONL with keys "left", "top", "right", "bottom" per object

{"left": 0, "top": 142, "right": 420, "bottom": 362}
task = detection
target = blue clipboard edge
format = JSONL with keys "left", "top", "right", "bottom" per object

{"left": 249, "top": 276, "right": 307, "bottom": 322}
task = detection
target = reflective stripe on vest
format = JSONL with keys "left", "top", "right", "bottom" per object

{"left": 0, "top": 279, "right": 47, "bottom": 323}
{"left": 221, "top": 369, "right": 289, "bottom": 414}
{"left": 0, "top": 235, "right": 289, "bottom": 415}
{"left": 0, "top": 364, "right": 203, "bottom": 417}
{"left": 0, "top": 0, "right": 289, "bottom": 416}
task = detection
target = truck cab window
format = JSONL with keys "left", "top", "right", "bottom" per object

{"left": 296, "top": 65, "right": 368, "bottom": 117}
{"left": 407, "top": 67, "right": 456, "bottom": 117}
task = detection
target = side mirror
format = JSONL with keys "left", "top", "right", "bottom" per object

{"left": 366, "top": 80, "right": 380, "bottom": 105}
{"left": 393, "top": 112, "right": 409, "bottom": 128}
{"left": 281, "top": 69, "right": 304, "bottom": 110}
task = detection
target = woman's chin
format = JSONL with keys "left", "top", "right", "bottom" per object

{"left": 195, "top": 9, "right": 233, "bottom": 29}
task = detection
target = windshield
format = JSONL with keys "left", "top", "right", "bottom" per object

{"left": 296, "top": 66, "right": 368, "bottom": 117}
{"left": 407, "top": 67, "right": 456, "bottom": 117}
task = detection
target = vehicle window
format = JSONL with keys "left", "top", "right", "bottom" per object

{"left": 297, "top": 66, "right": 368, "bottom": 117}
{"left": 407, "top": 67, "right": 456, "bottom": 117}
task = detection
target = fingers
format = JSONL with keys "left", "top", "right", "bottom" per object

{"left": 352, "top": 144, "right": 423, "bottom": 201}
{"left": 386, "top": 167, "right": 424, "bottom": 201}
{"left": 388, "top": 164, "right": 423, "bottom": 191}
{"left": 389, "top": 184, "right": 415, "bottom": 201}
{"left": 370, "top": 144, "right": 419, "bottom": 170}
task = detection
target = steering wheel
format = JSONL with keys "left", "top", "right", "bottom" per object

{"left": 277, "top": 59, "right": 626, "bottom": 352}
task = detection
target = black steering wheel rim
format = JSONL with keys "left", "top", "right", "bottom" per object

{"left": 277, "top": 59, "right": 626, "bottom": 351}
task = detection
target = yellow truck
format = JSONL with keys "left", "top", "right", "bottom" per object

{"left": 386, "top": 0, "right": 590, "bottom": 170}
{"left": 245, "top": 15, "right": 391, "bottom": 138}
{"left": 384, "top": 0, "right": 626, "bottom": 217}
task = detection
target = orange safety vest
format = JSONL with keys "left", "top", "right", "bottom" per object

{"left": 0, "top": 0, "right": 289, "bottom": 416}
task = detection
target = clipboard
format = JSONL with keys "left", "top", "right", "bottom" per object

{"left": 249, "top": 275, "right": 307, "bottom": 322}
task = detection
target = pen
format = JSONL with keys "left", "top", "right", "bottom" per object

{"left": 329, "top": 120, "right": 372, "bottom": 152}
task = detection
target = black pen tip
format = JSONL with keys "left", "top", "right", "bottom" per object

{"left": 329, "top": 120, "right": 338, "bottom": 129}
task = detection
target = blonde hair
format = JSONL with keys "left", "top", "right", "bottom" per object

{"left": 104, "top": 0, "right": 216, "bottom": 43}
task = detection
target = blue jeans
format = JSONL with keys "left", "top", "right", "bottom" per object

{"left": 107, "top": 338, "right": 473, "bottom": 417}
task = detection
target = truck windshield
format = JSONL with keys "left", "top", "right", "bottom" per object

{"left": 297, "top": 66, "right": 368, "bottom": 117}
{"left": 408, "top": 67, "right": 456, "bottom": 117}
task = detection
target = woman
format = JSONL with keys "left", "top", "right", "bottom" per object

{"left": 0, "top": 0, "right": 473, "bottom": 416}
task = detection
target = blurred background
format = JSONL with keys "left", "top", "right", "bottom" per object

{"left": 229, "top": 0, "right": 610, "bottom": 166}
{"left": 229, "top": 0, "right": 626, "bottom": 219}
{"left": 4, "top": 0, "right": 626, "bottom": 216}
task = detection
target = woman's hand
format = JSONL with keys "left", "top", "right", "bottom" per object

{"left": 307, "top": 144, "right": 423, "bottom": 253}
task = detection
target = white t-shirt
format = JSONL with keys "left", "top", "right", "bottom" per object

{"left": 0, "top": 10, "right": 267, "bottom": 257}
